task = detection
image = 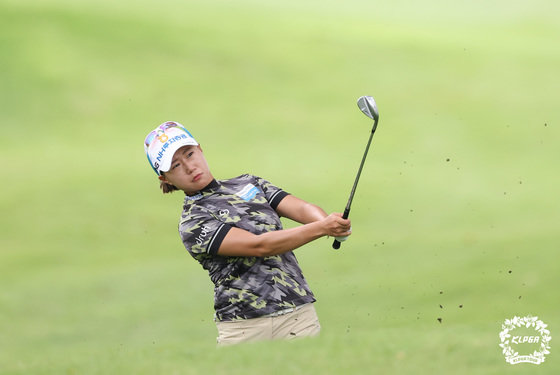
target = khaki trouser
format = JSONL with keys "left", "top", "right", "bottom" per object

{"left": 216, "top": 303, "right": 321, "bottom": 346}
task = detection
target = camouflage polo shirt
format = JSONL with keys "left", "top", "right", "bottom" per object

{"left": 178, "top": 174, "right": 316, "bottom": 321}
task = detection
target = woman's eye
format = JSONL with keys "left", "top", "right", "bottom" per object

{"left": 172, "top": 163, "right": 179, "bottom": 169}
{"left": 187, "top": 152, "right": 194, "bottom": 157}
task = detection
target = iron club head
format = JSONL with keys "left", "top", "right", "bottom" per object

{"left": 357, "top": 96, "right": 379, "bottom": 121}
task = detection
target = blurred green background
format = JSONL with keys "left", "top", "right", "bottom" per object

{"left": 1, "top": 0, "right": 559, "bottom": 373}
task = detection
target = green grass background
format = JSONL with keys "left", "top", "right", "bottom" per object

{"left": 1, "top": 0, "right": 559, "bottom": 373}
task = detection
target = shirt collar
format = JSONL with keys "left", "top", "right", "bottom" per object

{"left": 184, "top": 179, "right": 220, "bottom": 201}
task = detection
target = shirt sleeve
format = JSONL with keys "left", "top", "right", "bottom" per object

{"left": 252, "top": 175, "right": 289, "bottom": 210}
{"left": 179, "top": 206, "right": 232, "bottom": 256}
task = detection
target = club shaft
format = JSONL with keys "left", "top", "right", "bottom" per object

{"left": 333, "top": 118, "right": 378, "bottom": 250}
{"left": 344, "top": 124, "right": 375, "bottom": 215}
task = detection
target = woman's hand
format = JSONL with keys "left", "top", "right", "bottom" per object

{"left": 320, "top": 213, "right": 352, "bottom": 238}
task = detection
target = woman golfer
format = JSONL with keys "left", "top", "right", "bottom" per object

{"left": 144, "top": 121, "right": 351, "bottom": 346}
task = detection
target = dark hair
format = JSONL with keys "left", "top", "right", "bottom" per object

{"left": 160, "top": 181, "right": 179, "bottom": 194}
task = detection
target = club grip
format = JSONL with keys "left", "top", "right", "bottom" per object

{"left": 332, "top": 208, "right": 350, "bottom": 250}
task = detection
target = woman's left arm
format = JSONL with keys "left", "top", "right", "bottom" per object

{"left": 275, "top": 195, "right": 328, "bottom": 224}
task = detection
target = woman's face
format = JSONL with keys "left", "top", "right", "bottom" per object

{"left": 159, "top": 145, "right": 214, "bottom": 195}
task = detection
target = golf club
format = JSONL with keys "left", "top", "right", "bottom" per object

{"left": 333, "top": 95, "right": 380, "bottom": 250}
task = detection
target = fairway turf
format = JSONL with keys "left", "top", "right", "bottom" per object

{"left": 1, "top": 0, "right": 559, "bottom": 373}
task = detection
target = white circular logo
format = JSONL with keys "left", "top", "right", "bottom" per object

{"left": 499, "top": 316, "right": 551, "bottom": 365}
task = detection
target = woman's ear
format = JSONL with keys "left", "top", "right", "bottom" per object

{"left": 158, "top": 172, "right": 178, "bottom": 194}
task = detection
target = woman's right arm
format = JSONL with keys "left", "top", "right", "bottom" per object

{"left": 217, "top": 213, "right": 351, "bottom": 257}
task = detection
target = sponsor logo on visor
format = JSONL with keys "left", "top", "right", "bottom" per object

{"left": 155, "top": 134, "right": 189, "bottom": 163}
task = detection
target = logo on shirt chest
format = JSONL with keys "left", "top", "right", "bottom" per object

{"left": 236, "top": 183, "right": 259, "bottom": 202}
{"left": 216, "top": 208, "right": 241, "bottom": 224}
